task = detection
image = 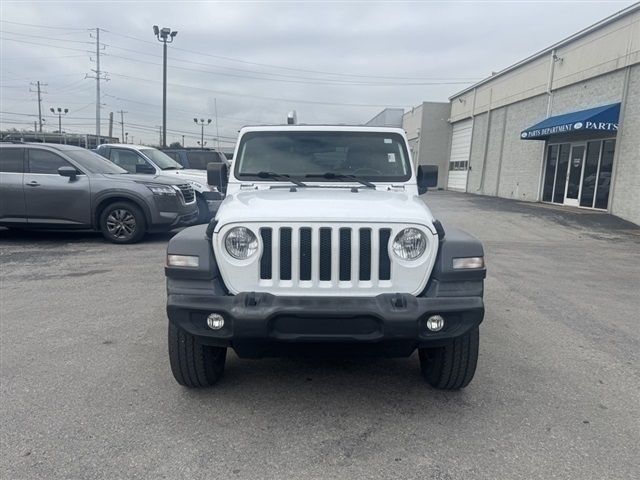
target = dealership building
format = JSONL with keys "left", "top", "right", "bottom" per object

{"left": 444, "top": 4, "right": 639, "bottom": 225}
{"left": 371, "top": 5, "right": 640, "bottom": 225}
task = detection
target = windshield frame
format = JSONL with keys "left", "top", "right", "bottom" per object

{"left": 139, "top": 148, "right": 184, "bottom": 170}
{"left": 233, "top": 130, "right": 412, "bottom": 183}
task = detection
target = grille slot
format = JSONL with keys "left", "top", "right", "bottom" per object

{"left": 379, "top": 229, "right": 391, "bottom": 280}
{"left": 260, "top": 228, "right": 272, "bottom": 279}
{"left": 176, "top": 184, "right": 195, "bottom": 204}
{"left": 319, "top": 228, "right": 332, "bottom": 281}
{"left": 299, "top": 228, "right": 312, "bottom": 281}
{"left": 279, "top": 228, "right": 292, "bottom": 280}
{"left": 339, "top": 228, "right": 351, "bottom": 281}
{"left": 359, "top": 229, "right": 371, "bottom": 281}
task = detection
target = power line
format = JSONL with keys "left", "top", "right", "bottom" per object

{"left": 0, "top": 29, "right": 93, "bottom": 44}
{"left": 102, "top": 50, "right": 475, "bottom": 87}
{"left": 103, "top": 29, "right": 480, "bottom": 82}
{"left": 108, "top": 71, "right": 413, "bottom": 108}
{"left": 101, "top": 41, "right": 480, "bottom": 86}
{"left": 0, "top": 19, "right": 88, "bottom": 31}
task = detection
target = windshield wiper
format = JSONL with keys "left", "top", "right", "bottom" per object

{"left": 161, "top": 166, "right": 182, "bottom": 170}
{"left": 256, "top": 171, "right": 308, "bottom": 187}
{"left": 305, "top": 172, "right": 376, "bottom": 189}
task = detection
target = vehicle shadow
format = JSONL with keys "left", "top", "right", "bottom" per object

{"left": 0, "top": 227, "right": 178, "bottom": 245}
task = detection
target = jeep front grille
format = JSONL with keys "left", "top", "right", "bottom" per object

{"left": 259, "top": 226, "right": 393, "bottom": 284}
{"left": 213, "top": 222, "right": 438, "bottom": 296}
{"left": 176, "top": 184, "right": 195, "bottom": 204}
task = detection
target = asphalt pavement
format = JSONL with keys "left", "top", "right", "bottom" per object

{"left": 1, "top": 191, "right": 639, "bottom": 479}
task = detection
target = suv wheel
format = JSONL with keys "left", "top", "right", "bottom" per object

{"left": 168, "top": 322, "right": 226, "bottom": 388}
{"left": 99, "top": 201, "right": 146, "bottom": 244}
{"left": 419, "top": 327, "right": 479, "bottom": 390}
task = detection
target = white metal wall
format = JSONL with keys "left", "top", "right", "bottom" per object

{"left": 447, "top": 119, "right": 473, "bottom": 191}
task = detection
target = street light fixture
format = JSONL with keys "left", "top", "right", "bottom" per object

{"left": 50, "top": 107, "right": 69, "bottom": 143}
{"left": 194, "top": 118, "right": 212, "bottom": 149}
{"left": 153, "top": 24, "right": 178, "bottom": 148}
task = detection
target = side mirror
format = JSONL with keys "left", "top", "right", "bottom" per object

{"left": 207, "top": 162, "right": 228, "bottom": 194}
{"left": 417, "top": 165, "right": 438, "bottom": 195}
{"left": 58, "top": 166, "right": 77, "bottom": 180}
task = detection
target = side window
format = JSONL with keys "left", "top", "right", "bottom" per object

{"left": 28, "top": 149, "right": 74, "bottom": 174}
{"left": 186, "top": 152, "right": 217, "bottom": 170}
{"left": 109, "top": 148, "right": 149, "bottom": 174}
{"left": 0, "top": 148, "right": 24, "bottom": 173}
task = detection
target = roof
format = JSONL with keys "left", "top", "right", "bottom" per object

{"left": 98, "top": 143, "right": 155, "bottom": 151}
{"left": 238, "top": 125, "right": 407, "bottom": 134}
{"left": 0, "top": 142, "right": 87, "bottom": 151}
{"left": 450, "top": 2, "right": 640, "bottom": 100}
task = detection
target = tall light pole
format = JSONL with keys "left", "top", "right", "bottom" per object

{"left": 153, "top": 25, "right": 178, "bottom": 148}
{"left": 50, "top": 107, "right": 68, "bottom": 143}
{"left": 194, "top": 118, "right": 211, "bottom": 149}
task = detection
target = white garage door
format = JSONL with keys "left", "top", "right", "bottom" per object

{"left": 447, "top": 119, "right": 473, "bottom": 192}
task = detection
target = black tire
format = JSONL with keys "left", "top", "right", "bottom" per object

{"left": 196, "top": 195, "right": 210, "bottom": 223}
{"left": 168, "top": 322, "right": 226, "bottom": 388}
{"left": 99, "top": 201, "right": 147, "bottom": 244}
{"left": 419, "top": 327, "right": 479, "bottom": 390}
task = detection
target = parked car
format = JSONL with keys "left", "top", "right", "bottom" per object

{"left": 165, "top": 125, "right": 486, "bottom": 389}
{"left": 95, "top": 144, "right": 222, "bottom": 222}
{"left": 0, "top": 143, "right": 199, "bottom": 243}
{"left": 161, "top": 147, "right": 231, "bottom": 170}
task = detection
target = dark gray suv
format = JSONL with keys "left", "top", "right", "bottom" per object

{"left": 0, "top": 143, "right": 199, "bottom": 243}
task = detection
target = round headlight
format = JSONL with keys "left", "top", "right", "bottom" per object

{"left": 392, "top": 228, "right": 427, "bottom": 260}
{"left": 224, "top": 227, "right": 258, "bottom": 259}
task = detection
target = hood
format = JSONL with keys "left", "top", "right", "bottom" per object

{"left": 101, "top": 173, "right": 185, "bottom": 185}
{"left": 215, "top": 187, "right": 435, "bottom": 229}
{"left": 159, "top": 169, "right": 208, "bottom": 185}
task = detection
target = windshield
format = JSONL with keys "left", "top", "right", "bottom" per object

{"left": 235, "top": 131, "right": 411, "bottom": 182}
{"left": 140, "top": 148, "right": 184, "bottom": 170}
{"left": 65, "top": 150, "right": 128, "bottom": 174}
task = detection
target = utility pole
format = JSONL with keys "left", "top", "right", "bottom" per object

{"left": 87, "top": 28, "right": 108, "bottom": 145}
{"left": 182, "top": 134, "right": 185, "bottom": 147}
{"left": 214, "top": 98, "right": 220, "bottom": 150}
{"left": 117, "top": 110, "right": 127, "bottom": 143}
{"left": 153, "top": 25, "right": 178, "bottom": 148}
{"left": 30, "top": 81, "right": 47, "bottom": 132}
{"left": 108, "top": 112, "right": 114, "bottom": 138}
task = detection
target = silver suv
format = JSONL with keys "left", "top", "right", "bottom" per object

{"left": 0, "top": 143, "right": 199, "bottom": 243}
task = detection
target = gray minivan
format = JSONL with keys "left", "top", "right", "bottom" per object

{"left": 0, "top": 143, "right": 199, "bottom": 243}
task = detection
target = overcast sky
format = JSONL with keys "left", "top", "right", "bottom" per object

{"left": 0, "top": 0, "right": 635, "bottom": 147}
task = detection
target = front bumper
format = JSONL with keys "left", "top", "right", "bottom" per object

{"left": 167, "top": 292, "right": 484, "bottom": 357}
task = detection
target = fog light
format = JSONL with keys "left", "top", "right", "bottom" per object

{"left": 207, "top": 313, "right": 225, "bottom": 330}
{"left": 426, "top": 315, "right": 445, "bottom": 332}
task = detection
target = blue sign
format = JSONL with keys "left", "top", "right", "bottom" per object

{"left": 521, "top": 103, "right": 620, "bottom": 140}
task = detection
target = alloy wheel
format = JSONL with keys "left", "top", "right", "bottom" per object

{"left": 105, "top": 209, "right": 137, "bottom": 239}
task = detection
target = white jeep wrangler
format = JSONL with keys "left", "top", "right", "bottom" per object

{"left": 165, "top": 126, "right": 485, "bottom": 389}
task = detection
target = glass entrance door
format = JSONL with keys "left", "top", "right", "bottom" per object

{"left": 564, "top": 144, "right": 586, "bottom": 207}
{"left": 542, "top": 139, "right": 615, "bottom": 210}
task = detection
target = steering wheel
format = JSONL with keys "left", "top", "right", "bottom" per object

{"left": 352, "top": 167, "right": 382, "bottom": 175}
